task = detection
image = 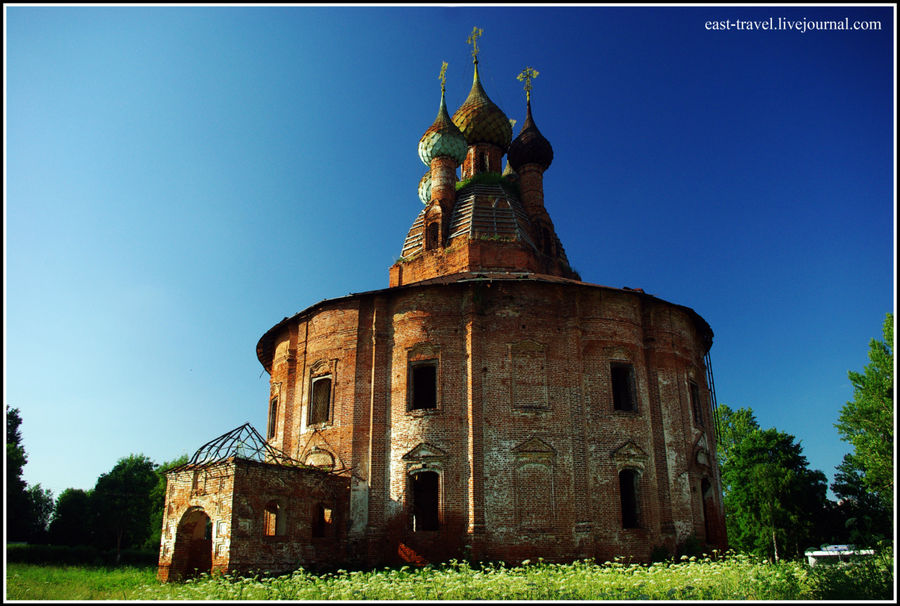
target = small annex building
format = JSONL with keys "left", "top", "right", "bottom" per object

{"left": 157, "top": 35, "right": 727, "bottom": 582}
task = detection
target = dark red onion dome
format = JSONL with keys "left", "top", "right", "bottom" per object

{"left": 507, "top": 99, "right": 553, "bottom": 172}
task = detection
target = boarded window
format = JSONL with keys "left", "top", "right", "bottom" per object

{"left": 309, "top": 376, "right": 332, "bottom": 425}
{"left": 409, "top": 362, "right": 437, "bottom": 410}
{"left": 411, "top": 471, "right": 439, "bottom": 531}
{"left": 690, "top": 381, "right": 704, "bottom": 426}
{"left": 311, "top": 503, "right": 333, "bottom": 538}
{"left": 619, "top": 469, "right": 640, "bottom": 529}
{"left": 516, "top": 462, "right": 554, "bottom": 531}
{"left": 263, "top": 501, "right": 284, "bottom": 537}
{"left": 267, "top": 397, "right": 278, "bottom": 439}
{"left": 510, "top": 341, "right": 548, "bottom": 410}
{"left": 611, "top": 363, "right": 636, "bottom": 411}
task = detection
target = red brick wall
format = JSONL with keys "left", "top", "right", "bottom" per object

{"left": 158, "top": 460, "right": 350, "bottom": 581}
{"left": 257, "top": 277, "right": 725, "bottom": 568}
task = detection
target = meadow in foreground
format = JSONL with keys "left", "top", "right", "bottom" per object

{"left": 6, "top": 551, "right": 894, "bottom": 601}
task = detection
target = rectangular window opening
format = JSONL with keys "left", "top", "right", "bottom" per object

{"left": 690, "top": 381, "right": 704, "bottom": 426}
{"left": 611, "top": 363, "right": 636, "bottom": 411}
{"left": 619, "top": 469, "right": 640, "bottom": 529}
{"left": 267, "top": 397, "right": 278, "bottom": 439}
{"left": 312, "top": 504, "right": 333, "bottom": 538}
{"left": 412, "top": 471, "right": 440, "bottom": 531}
{"left": 409, "top": 362, "right": 438, "bottom": 411}
{"left": 309, "top": 376, "right": 332, "bottom": 425}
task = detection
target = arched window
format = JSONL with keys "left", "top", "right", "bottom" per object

{"left": 263, "top": 500, "right": 285, "bottom": 537}
{"left": 619, "top": 469, "right": 640, "bottom": 529}
{"left": 411, "top": 471, "right": 440, "bottom": 531}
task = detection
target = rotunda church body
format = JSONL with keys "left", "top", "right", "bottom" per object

{"left": 157, "top": 52, "right": 726, "bottom": 581}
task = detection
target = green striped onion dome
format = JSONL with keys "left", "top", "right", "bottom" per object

{"left": 452, "top": 63, "right": 512, "bottom": 150}
{"left": 418, "top": 91, "right": 468, "bottom": 166}
{"left": 418, "top": 171, "right": 432, "bottom": 205}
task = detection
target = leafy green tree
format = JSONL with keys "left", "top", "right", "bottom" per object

{"left": 835, "top": 313, "right": 894, "bottom": 508}
{"left": 722, "top": 428, "right": 828, "bottom": 561}
{"left": 144, "top": 454, "right": 189, "bottom": 550}
{"left": 6, "top": 406, "right": 53, "bottom": 543}
{"left": 6, "top": 407, "right": 31, "bottom": 542}
{"left": 91, "top": 454, "right": 159, "bottom": 562}
{"left": 24, "top": 484, "right": 55, "bottom": 543}
{"left": 48, "top": 488, "right": 95, "bottom": 547}
{"left": 830, "top": 453, "right": 892, "bottom": 546}
{"left": 714, "top": 404, "right": 760, "bottom": 473}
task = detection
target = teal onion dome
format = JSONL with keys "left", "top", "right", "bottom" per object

{"left": 507, "top": 99, "right": 553, "bottom": 172}
{"left": 452, "top": 62, "right": 513, "bottom": 150}
{"left": 418, "top": 171, "right": 432, "bottom": 205}
{"left": 418, "top": 90, "right": 467, "bottom": 166}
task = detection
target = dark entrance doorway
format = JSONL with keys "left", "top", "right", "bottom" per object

{"left": 170, "top": 507, "right": 212, "bottom": 581}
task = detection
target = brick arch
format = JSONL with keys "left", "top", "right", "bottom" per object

{"left": 169, "top": 507, "right": 212, "bottom": 581}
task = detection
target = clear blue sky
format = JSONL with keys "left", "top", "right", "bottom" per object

{"left": 5, "top": 5, "right": 895, "bottom": 502}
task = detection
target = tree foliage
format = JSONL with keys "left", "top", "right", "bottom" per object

{"left": 6, "top": 406, "right": 53, "bottom": 543}
{"left": 835, "top": 313, "right": 894, "bottom": 508}
{"left": 6, "top": 406, "right": 31, "bottom": 541}
{"left": 91, "top": 454, "right": 159, "bottom": 561}
{"left": 714, "top": 404, "right": 760, "bottom": 474}
{"left": 829, "top": 453, "right": 892, "bottom": 546}
{"left": 48, "top": 488, "right": 95, "bottom": 547}
{"left": 717, "top": 406, "right": 830, "bottom": 561}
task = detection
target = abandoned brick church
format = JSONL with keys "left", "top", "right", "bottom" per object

{"left": 157, "top": 38, "right": 727, "bottom": 582}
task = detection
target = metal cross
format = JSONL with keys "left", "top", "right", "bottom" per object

{"left": 467, "top": 27, "right": 483, "bottom": 62}
{"left": 517, "top": 66, "right": 540, "bottom": 101}
{"left": 439, "top": 61, "right": 448, "bottom": 93}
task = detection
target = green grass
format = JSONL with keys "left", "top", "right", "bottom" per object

{"left": 5, "top": 551, "right": 894, "bottom": 601}
{"left": 5, "top": 564, "right": 157, "bottom": 600}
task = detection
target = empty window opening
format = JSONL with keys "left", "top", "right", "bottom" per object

{"left": 309, "top": 376, "right": 332, "bottom": 425}
{"left": 409, "top": 362, "right": 437, "bottom": 410}
{"left": 425, "top": 222, "right": 440, "bottom": 250}
{"left": 619, "top": 469, "right": 640, "bottom": 529}
{"left": 312, "top": 504, "right": 334, "bottom": 538}
{"left": 267, "top": 397, "right": 278, "bottom": 439}
{"left": 263, "top": 500, "right": 285, "bottom": 537}
{"left": 701, "top": 478, "right": 712, "bottom": 542}
{"left": 480, "top": 152, "right": 490, "bottom": 173}
{"left": 690, "top": 381, "right": 704, "bottom": 426}
{"left": 541, "top": 227, "right": 553, "bottom": 256}
{"left": 611, "top": 363, "right": 636, "bottom": 411}
{"left": 412, "top": 471, "right": 440, "bottom": 531}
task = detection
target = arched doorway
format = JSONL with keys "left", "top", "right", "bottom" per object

{"left": 170, "top": 507, "right": 213, "bottom": 581}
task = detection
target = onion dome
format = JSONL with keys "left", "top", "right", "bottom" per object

{"left": 452, "top": 62, "right": 513, "bottom": 150}
{"left": 418, "top": 171, "right": 432, "bottom": 205}
{"left": 507, "top": 99, "right": 553, "bottom": 172}
{"left": 418, "top": 89, "right": 467, "bottom": 167}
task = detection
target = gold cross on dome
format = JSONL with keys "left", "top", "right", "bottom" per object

{"left": 517, "top": 66, "right": 540, "bottom": 101}
{"left": 439, "top": 61, "right": 448, "bottom": 92}
{"left": 467, "top": 27, "right": 483, "bottom": 62}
